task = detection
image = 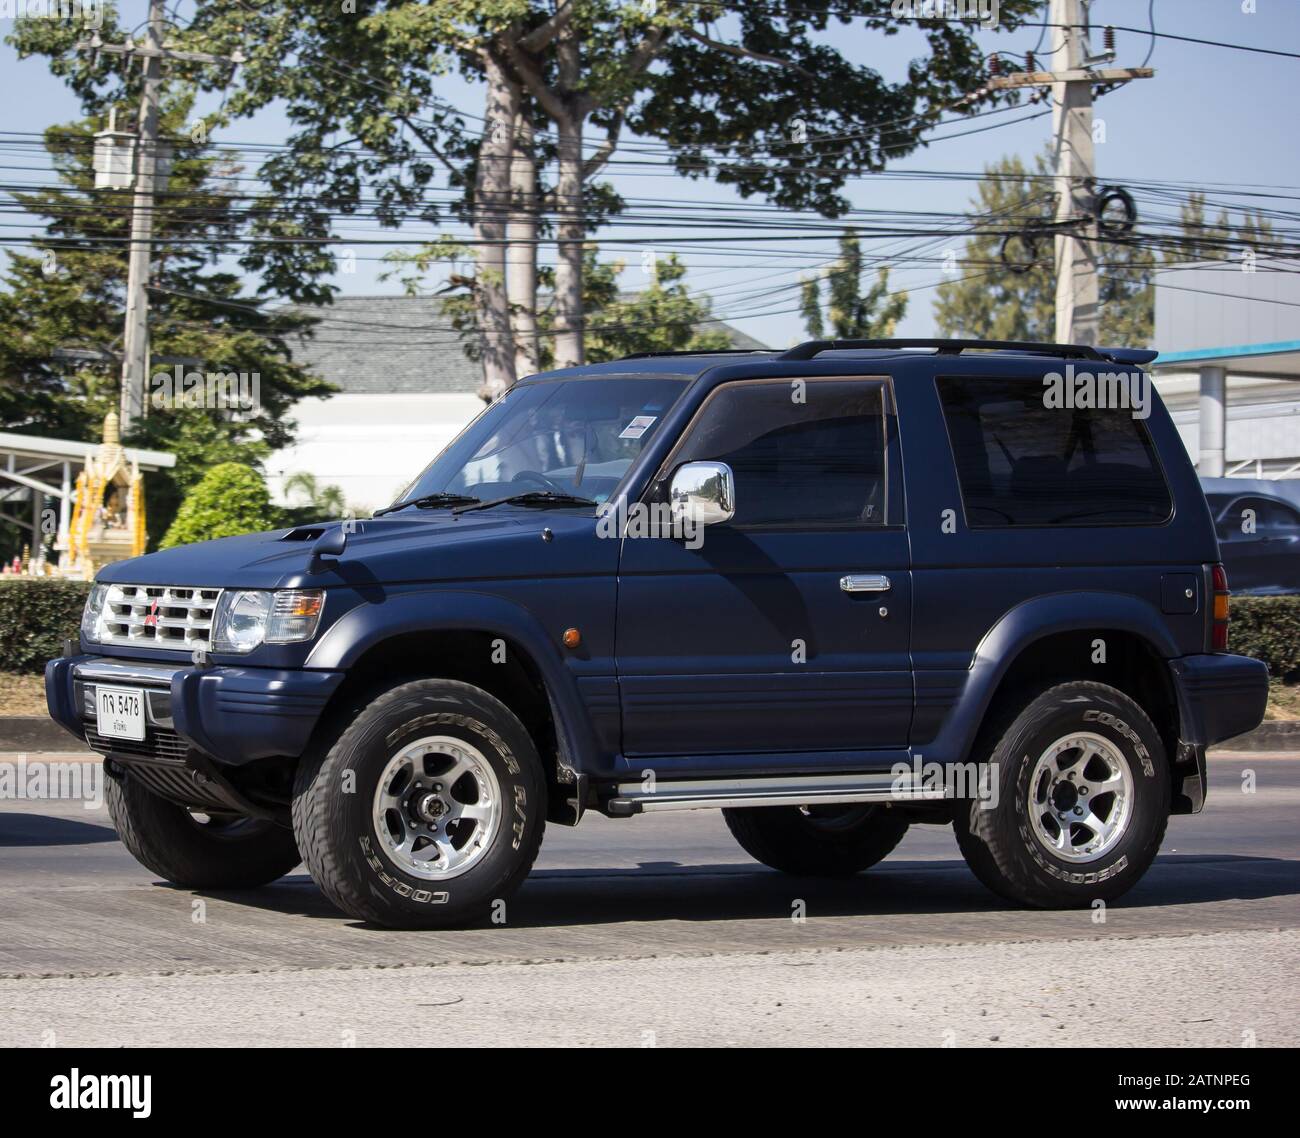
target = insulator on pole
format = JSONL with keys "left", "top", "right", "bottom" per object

{"left": 1104, "top": 25, "right": 1115, "bottom": 53}
{"left": 989, "top": 53, "right": 1000, "bottom": 76}
{"left": 1025, "top": 50, "right": 1036, "bottom": 72}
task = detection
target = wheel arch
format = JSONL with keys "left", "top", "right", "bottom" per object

{"left": 306, "top": 591, "right": 597, "bottom": 823}
{"left": 929, "top": 593, "right": 1181, "bottom": 777}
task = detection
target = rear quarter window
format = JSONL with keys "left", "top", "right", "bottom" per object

{"left": 936, "top": 375, "right": 1173, "bottom": 528}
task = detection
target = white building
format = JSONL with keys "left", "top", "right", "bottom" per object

{"left": 1152, "top": 260, "right": 1300, "bottom": 484}
{"left": 267, "top": 297, "right": 485, "bottom": 516}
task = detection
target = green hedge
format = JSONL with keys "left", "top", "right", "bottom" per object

{"left": 0, "top": 578, "right": 92, "bottom": 674}
{"left": 1230, "top": 596, "right": 1300, "bottom": 681}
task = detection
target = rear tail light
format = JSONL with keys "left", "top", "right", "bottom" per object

{"left": 1211, "top": 562, "right": 1230, "bottom": 651}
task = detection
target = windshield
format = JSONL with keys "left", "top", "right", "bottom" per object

{"left": 394, "top": 376, "right": 689, "bottom": 508}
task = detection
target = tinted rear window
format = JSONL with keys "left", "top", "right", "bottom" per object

{"left": 937, "top": 376, "right": 1172, "bottom": 528}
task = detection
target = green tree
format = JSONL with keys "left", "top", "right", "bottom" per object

{"left": 1174, "top": 192, "right": 1275, "bottom": 265}
{"left": 281, "top": 471, "right": 349, "bottom": 522}
{"left": 160, "top": 463, "right": 280, "bottom": 548}
{"left": 582, "top": 253, "right": 731, "bottom": 363}
{"left": 0, "top": 105, "right": 333, "bottom": 546}
{"left": 932, "top": 151, "right": 1156, "bottom": 346}
{"left": 800, "top": 232, "right": 907, "bottom": 340}
{"left": 13, "top": 1, "right": 1039, "bottom": 397}
{"left": 386, "top": 244, "right": 728, "bottom": 369}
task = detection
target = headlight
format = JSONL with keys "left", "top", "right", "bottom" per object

{"left": 211, "top": 589, "right": 325, "bottom": 653}
{"left": 81, "top": 582, "right": 108, "bottom": 643}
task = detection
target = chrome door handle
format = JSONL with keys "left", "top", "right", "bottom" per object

{"left": 840, "top": 574, "right": 891, "bottom": 593}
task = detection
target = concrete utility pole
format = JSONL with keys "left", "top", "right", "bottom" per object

{"left": 79, "top": 1, "right": 242, "bottom": 433}
{"left": 119, "top": 0, "right": 165, "bottom": 434}
{"left": 1049, "top": 0, "right": 1097, "bottom": 346}
{"left": 988, "top": 0, "right": 1153, "bottom": 346}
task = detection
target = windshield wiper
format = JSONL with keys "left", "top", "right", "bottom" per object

{"left": 373, "top": 492, "right": 481, "bottom": 517}
{"left": 452, "top": 490, "right": 597, "bottom": 515}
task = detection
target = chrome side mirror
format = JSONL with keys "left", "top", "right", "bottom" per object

{"left": 669, "top": 461, "right": 735, "bottom": 528}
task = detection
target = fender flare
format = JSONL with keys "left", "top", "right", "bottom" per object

{"left": 925, "top": 591, "right": 1177, "bottom": 764}
{"left": 306, "top": 589, "right": 600, "bottom": 776}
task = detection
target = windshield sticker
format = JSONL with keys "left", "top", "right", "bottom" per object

{"left": 619, "top": 415, "right": 657, "bottom": 440}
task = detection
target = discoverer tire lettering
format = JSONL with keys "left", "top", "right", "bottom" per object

{"left": 954, "top": 681, "right": 1169, "bottom": 908}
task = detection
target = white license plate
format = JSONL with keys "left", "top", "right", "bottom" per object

{"left": 96, "top": 685, "right": 146, "bottom": 741}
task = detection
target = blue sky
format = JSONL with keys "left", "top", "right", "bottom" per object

{"left": 1, "top": 0, "right": 1298, "bottom": 348}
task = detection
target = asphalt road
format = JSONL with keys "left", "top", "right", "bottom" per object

{"left": 1, "top": 752, "right": 1296, "bottom": 1046}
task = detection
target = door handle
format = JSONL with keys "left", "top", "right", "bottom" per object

{"left": 840, "top": 574, "right": 891, "bottom": 593}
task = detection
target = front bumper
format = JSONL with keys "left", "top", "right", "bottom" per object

{"left": 45, "top": 654, "right": 345, "bottom": 767}
{"left": 1167, "top": 651, "right": 1270, "bottom": 813}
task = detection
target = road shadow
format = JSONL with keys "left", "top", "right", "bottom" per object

{"left": 0, "top": 812, "right": 116, "bottom": 847}
{"left": 187, "top": 853, "right": 1300, "bottom": 930}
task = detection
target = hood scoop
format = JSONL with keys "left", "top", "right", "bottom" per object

{"left": 281, "top": 526, "right": 327, "bottom": 541}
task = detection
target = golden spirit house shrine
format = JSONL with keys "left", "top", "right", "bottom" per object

{"left": 0, "top": 411, "right": 175, "bottom": 578}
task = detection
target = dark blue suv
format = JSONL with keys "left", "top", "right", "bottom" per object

{"left": 47, "top": 339, "right": 1269, "bottom": 927}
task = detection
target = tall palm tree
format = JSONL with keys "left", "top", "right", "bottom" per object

{"left": 282, "top": 472, "right": 348, "bottom": 519}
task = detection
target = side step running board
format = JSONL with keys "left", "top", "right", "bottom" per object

{"left": 605, "top": 771, "right": 947, "bottom": 816}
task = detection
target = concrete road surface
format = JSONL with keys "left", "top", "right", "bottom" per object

{"left": 0, "top": 752, "right": 1296, "bottom": 1047}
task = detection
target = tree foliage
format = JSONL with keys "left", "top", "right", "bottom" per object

{"left": 13, "top": 2, "right": 1043, "bottom": 390}
{"left": 0, "top": 99, "right": 332, "bottom": 548}
{"left": 387, "top": 243, "right": 729, "bottom": 368}
{"left": 932, "top": 151, "right": 1156, "bottom": 345}
{"left": 160, "top": 462, "right": 280, "bottom": 548}
{"left": 583, "top": 253, "right": 731, "bottom": 363}
{"left": 800, "top": 232, "right": 907, "bottom": 340}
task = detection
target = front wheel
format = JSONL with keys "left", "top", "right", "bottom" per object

{"left": 105, "top": 774, "right": 300, "bottom": 890}
{"left": 954, "top": 680, "right": 1170, "bottom": 908}
{"left": 723, "top": 803, "right": 909, "bottom": 876}
{"left": 292, "top": 679, "right": 546, "bottom": 929}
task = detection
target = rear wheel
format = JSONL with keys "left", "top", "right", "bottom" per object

{"left": 105, "top": 774, "right": 300, "bottom": 890}
{"left": 723, "top": 803, "right": 909, "bottom": 876}
{"left": 954, "top": 680, "right": 1169, "bottom": 908}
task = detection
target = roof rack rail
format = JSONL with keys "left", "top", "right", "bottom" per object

{"left": 619, "top": 348, "right": 774, "bottom": 360}
{"left": 1099, "top": 346, "right": 1160, "bottom": 366}
{"left": 777, "top": 338, "right": 1107, "bottom": 362}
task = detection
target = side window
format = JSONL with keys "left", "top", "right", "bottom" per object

{"left": 667, "top": 380, "right": 888, "bottom": 527}
{"left": 937, "top": 376, "right": 1172, "bottom": 528}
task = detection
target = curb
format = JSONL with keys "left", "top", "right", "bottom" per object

{"left": 1222, "top": 720, "right": 1300, "bottom": 752}
{"left": 0, "top": 717, "right": 84, "bottom": 752}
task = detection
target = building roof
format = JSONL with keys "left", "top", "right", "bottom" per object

{"left": 284, "top": 295, "right": 768, "bottom": 395}
{"left": 284, "top": 296, "right": 480, "bottom": 395}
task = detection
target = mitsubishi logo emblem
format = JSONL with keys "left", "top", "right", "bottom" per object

{"left": 143, "top": 600, "right": 159, "bottom": 629}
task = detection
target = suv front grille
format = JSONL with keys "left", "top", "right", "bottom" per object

{"left": 98, "top": 584, "right": 221, "bottom": 648}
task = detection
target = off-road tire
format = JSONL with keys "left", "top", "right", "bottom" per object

{"left": 723, "top": 803, "right": 909, "bottom": 876}
{"left": 953, "top": 680, "right": 1169, "bottom": 908}
{"left": 105, "top": 773, "right": 300, "bottom": 890}
{"left": 292, "top": 678, "right": 546, "bottom": 929}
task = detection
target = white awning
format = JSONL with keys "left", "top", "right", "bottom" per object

{"left": 0, "top": 431, "right": 175, "bottom": 471}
